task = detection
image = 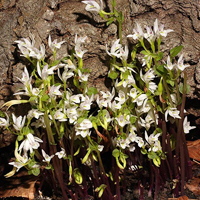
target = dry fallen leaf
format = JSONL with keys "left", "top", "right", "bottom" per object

{"left": 187, "top": 139, "right": 200, "bottom": 162}
{"left": 168, "top": 195, "right": 197, "bottom": 200}
{"left": 0, "top": 170, "right": 38, "bottom": 200}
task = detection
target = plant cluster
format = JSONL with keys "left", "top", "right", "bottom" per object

{"left": 0, "top": 0, "right": 195, "bottom": 199}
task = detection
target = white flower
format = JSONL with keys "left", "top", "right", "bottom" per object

{"left": 19, "top": 133, "right": 43, "bottom": 154}
{"left": 82, "top": 0, "right": 103, "bottom": 12}
{"left": 176, "top": 54, "right": 190, "bottom": 71}
{"left": 0, "top": 113, "right": 9, "bottom": 127}
{"left": 140, "top": 69, "right": 156, "bottom": 83}
{"left": 183, "top": 116, "right": 196, "bottom": 134}
{"left": 165, "top": 56, "right": 175, "bottom": 71}
{"left": 115, "top": 115, "right": 130, "bottom": 127}
{"left": 12, "top": 114, "right": 26, "bottom": 131}
{"left": 48, "top": 35, "right": 65, "bottom": 52}
{"left": 152, "top": 141, "right": 162, "bottom": 152}
{"left": 9, "top": 155, "right": 28, "bottom": 172}
{"left": 154, "top": 19, "right": 173, "bottom": 37}
{"left": 42, "top": 149, "right": 54, "bottom": 163}
{"left": 106, "top": 39, "right": 122, "bottom": 58}
{"left": 55, "top": 148, "right": 66, "bottom": 159}
{"left": 78, "top": 70, "right": 90, "bottom": 82}
{"left": 29, "top": 44, "right": 45, "bottom": 60}
{"left": 133, "top": 93, "right": 148, "bottom": 107}
{"left": 77, "top": 119, "right": 93, "bottom": 130}
{"left": 17, "top": 67, "right": 32, "bottom": 86}
{"left": 48, "top": 85, "right": 62, "bottom": 98}
{"left": 128, "top": 88, "right": 138, "bottom": 99}
{"left": 27, "top": 109, "right": 44, "bottom": 119}
{"left": 115, "top": 90, "right": 126, "bottom": 104}
{"left": 117, "top": 138, "right": 130, "bottom": 149}
{"left": 58, "top": 68, "right": 74, "bottom": 83}
{"left": 76, "top": 129, "right": 91, "bottom": 138}
{"left": 37, "top": 62, "right": 57, "bottom": 80}
{"left": 54, "top": 109, "right": 67, "bottom": 122}
{"left": 98, "top": 145, "right": 104, "bottom": 152}
{"left": 120, "top": 45, "right": 129, "bottom": 61}
{"left": 127, "top": 23, "right": 144, "bottom": 40}
{"left": 135, "top": 137, "right": 144, "bottom": 148}
{"left": 144, "top": 26, "right": 155, "bottom": 42}
{"left": 74, "top": 35, "right": 87, "bottom": 58}
{"left": 165, "top": 107, "right": 181, "bottom": 122}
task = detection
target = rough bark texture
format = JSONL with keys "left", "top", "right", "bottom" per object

{"left": 0, "top": 0, "right": 200, "bottom": 146}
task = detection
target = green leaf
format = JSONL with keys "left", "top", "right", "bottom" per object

{"left": 17, "top": 135, "right": 24, "bottom": 141}
{"left": 155, "top": 65, "right": 168, "bottom": 76}
{"left": 0, "top": 111, "right": 5, "bottom": 118}
{"left": 87, "top": 87, "right": 98, "bottom": 96}
{"left": 106, "top": 17, "right": 114, "bottom": 26}
{"left": 170, "top": 45, "right": 183, "bottom": 58}
{"left": 109, "top": 70, "right": 118, "bottom": 80}
{"left": 140, "top": 50, "right": 150, "bottom": 55}
{"left": 130, "top": 116, "right": 137, "bottom": 124}
{"left": 41, "top": 94, "right": 49, "bottom": 102}
{"left": 74, "top": 168, "right": 83, "bottom": 184}
{"left": 111, "top": 0, "right": 116, "bottom": 7}
{"left": 166, "top": 79, "right": 174, "bottom": 87}
{"left": 141, "top": 148, "right": 147, "bottom": 155}
{"left": 112, "top": 148, "right": 119, "bottom": 158}
{"left": 148, "top": 151, "right": 158, "bottom": 159}
{"left": 155, "top": 52, "right": 163, "bottom": 61}
{"left": 50, "top": 60, "right": 60, "bottom": 66}
{"left": 179, "top": 82, "right": 190, "bottom": 94}
{"left": 32, "top": 167, "right": 40, "bottom": 176}
{"left": 153, "top": 157, "right": 161, "bottom": 167}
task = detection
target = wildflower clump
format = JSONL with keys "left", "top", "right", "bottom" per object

{"left": 0, "top": 0, "right": 195, "bottom": 199}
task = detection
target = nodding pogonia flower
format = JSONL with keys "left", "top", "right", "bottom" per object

{"left": 29, "top": 44, "right": 45, "bottom": 60}
{"left": 133, "top": 93, "right": 148, "bottom": 107}
{"left": 138, "top": 114, "right": 154, "bottom": 131}
{"left": 120, "top": 45, "right": 129, "bottom": 61}
{"left": 9, "top": 155, "right": 28, "bottom": 172}
{"left": 111, "top": 100, "right": 122, "bottom": 111}
{"left": 128, "top": 88, "right": 138, "bottom": 99}
{"left": 18, "top": 133, "right": 43, "bottom": 154}
{"left": 37, "top": 62, "right": 57, "bottom": 80}
{"left": 82, "top": 0, "right": 103, "bottom": 13}
{"left": 144, "top": 26, "right": 155, "bottom": 42}
{"left": 177, "top": 54, "right": 190, "bottom": 71}
{"left": 77, "top": 119, "right": 93, "bottom": 130}
{"left": 58, "top": 68, "right": 74, "bottom": 83}
{"left": 48, "top": 35, "right": 65, "bottom": 52}
{"left": 42, "top": 149, "right": 54, "bottom": 163}
{"left": 16, "top": 67, "right": 32, "bottom": 86}
{"left": 148, "top": 81, "right": 158, "bottom": 94}
{"left": 76, "top": 129, "right": 91, "bottom": 138}
{"left": 154, "top": 19, "right": 173, "bottom": 37}
{"left": 127, "top": 23, "right": 144, "bottom": 40}
{"left": 183, "top": 116, "right": 196, "bottom": 134}
{"left": 80, "top": 95, "right": 93, "bottom": 111}
{"left": 55, "top": 148, "right": 66, "bottom": 159}
{"left": 115, "top": 90, "right": 126, "bottom": 104}
{"left": 98, "top": 145, "right": 104, "bottom": 152}
{"left": 54, "top": 109, "right": 67, "bottom": 122}
{"left": 27, "top": 109, "right": 44, "bottom": 119}
{"left": 78, "top": 70, "right": 90, "bottom": 82}
{"left": 117, "top": 138, "right": 130, "bottom": 149}
{"left": 106, "top": 39, "right": 122, "bottom": 58}
{"left": 74, "top": 34, "right": 87, "bottom": 58}
{"left": 115, "top": 115, "right": 130, "bottom": 127}
{"left": 48, "top": 85, "right": 62, "bottom": 98}
{"left": 135, "top": 136, "right": 144, "bottom": 148}
{"left": 164, "top": 55, "right": 175, "bottom": 71}
{"left": 165, "top": 107, "right": 181, "bottom": 122}
{"left": 0, "top": 113, "right": 9, "bottom": 127}
{"left": 140, "top": 69, "right": 156, "bottom": 83}
{"left": 12, "top": 114, "right": 26, "bottom": 131}
{"left": 15, "top": 35, "right": 35, "bottom": 58}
